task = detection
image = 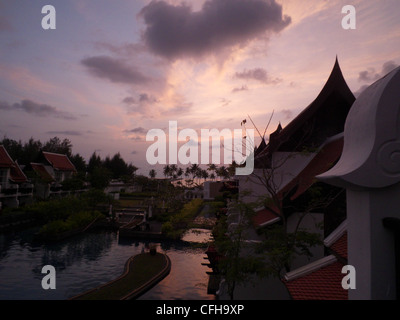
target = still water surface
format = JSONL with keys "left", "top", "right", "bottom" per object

{"left": 0, "top": 227, "right": 215, "bottom": 300}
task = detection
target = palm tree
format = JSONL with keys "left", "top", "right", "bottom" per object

{"left": 163, "top": 164, "right": 171, "bottom": 178}
{"left": 149, "top": 169, "right": 156, "bottom": 179}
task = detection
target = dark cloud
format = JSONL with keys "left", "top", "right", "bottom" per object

{"left": 358, "top": 60, "right": 398, "bottom": 82}
{"left": 139, "top": 93, "right": 158, "bottom": 104}
{"left": 122, "top": 96, "right": 136, "bottom": 105}
{"left": 0, "top": 99, "right": 76, "bottom": 120}
{"left": 234, "top": 68, "right": 281, "bottom": 84}
{"left": 81, "top": 56, "right": 150, "bottom": 85}
{"left": 139, "top": 0, "right": 291, "bottom": 60}
{"left": 123, "top": 127, "right": 147, "bottom": 134}
{"left": 123, "top": 93, "right": 158, "bottom": 116}
{"left": 356, "top": 60, "right": 398, "bottom": 97}
{"left": 45, "top": 130, "right": 83, "bottom": 136}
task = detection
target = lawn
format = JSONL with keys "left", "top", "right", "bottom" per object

{"left": 71, "top": 252, "right": 169, "bottom": 300}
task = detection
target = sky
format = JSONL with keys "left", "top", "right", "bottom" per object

{"left": 1, "top": 0, "right": 399, "bottom": 176}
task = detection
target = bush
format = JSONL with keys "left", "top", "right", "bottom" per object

{"left": 38, "top": 210, "right": 104, "bottom": 237}
{"left": 161, "top": 199, "right": 203, "bottom": 239}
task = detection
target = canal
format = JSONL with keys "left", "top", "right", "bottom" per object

{"left": 0, "top": 227, "right": 215, "bottom": 300}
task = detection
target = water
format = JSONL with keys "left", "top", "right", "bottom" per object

{"left": 0, "top": 227, "right": 215, "bottom": 300}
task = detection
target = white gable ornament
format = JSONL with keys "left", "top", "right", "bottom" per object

{"left": 318, "top": 66, "right": 400, "bottom": 300}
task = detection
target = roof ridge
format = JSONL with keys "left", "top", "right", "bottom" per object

{"left": 324, "top": 219, "right": 347, "bottom": 247}
{"left": 284, "top": 254, "right": 337, "bottom": 282}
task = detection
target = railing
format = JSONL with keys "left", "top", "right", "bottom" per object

{"left": 0, "top": 184, "right": 18, "bottom": 196}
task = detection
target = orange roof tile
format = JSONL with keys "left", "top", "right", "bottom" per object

{"left": 31, "top": 163, "right": 55, "bottom": 182}
{"left": 0, "top": 146, "right": 28, "bottom": 183}
{"left": 0, "top": 145, "right": 15, "bottom": 168}
{"left": 330, "top": 232, "right": 347, "bottom": 260}
{"left": 284, "top": 261, "right": 348, "bottom": 300}
{"left": 42, "top": 152, "right": 76, "bottom": 172}
{"left": 253, "top": 207, "right": 280, "bottom": 227}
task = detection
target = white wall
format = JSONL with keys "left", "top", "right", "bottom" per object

{"left": 237, "top": 152, "right": 315, "bottom": 204}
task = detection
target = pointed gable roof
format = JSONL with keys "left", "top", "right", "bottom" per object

{"left": 0, "top": 145, "right": 28, "bottom": 183}
{"left": 0, "top": 145, "right": 15, "bottom": 168}
{"left": 41, "top": 151, "right": 76, "bottom": 172}
{"left": 31, "top": 163, "right": 55, "bottom": 182}
{"left": 267, "top": 58, "right": 355, "bottom": 154}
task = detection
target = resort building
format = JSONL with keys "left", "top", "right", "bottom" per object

{"left": 0, "top": 145, "right": 34, "bottom": 209}
{"left": 28, "top": 151, "right": 78, "bottom": 199}
{"left": 218, "top": 58, "right": 356, "bottom": 299}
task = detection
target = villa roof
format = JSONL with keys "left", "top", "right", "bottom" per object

{"left": 31, "top": 163, "right": 55, "bottom": 182}
{"left": 284, "top": 221, "right": 348, "bottom": 300}
{"left": 0, "top": 145, "right": 15, "bottom": 168}
{"left": 0, "top": 145, "right": 28, "bottom": 183}
{"left": 42, "top": 151, "right": 76, "bottom": 172}
{"left": 284, "top": 134, "right": 344, "bottom": 201}
{"left": 9, "top": 162, "right": 28, "bottom": 183}
{"left": 284, "top": 259, "right": 347, "bottom": 300}
{"left": 257, "top": 58, "right": 355, "bottom": 159}
{"left": 252, "top": 207, "right": 281, "bottom": 227}
{"left": 253, "top": 135, "right": 344, "bottom": 228}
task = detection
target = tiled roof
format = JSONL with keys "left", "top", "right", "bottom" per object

{"left": 284, "top": 261, "right": 348, "bottom": 300}
{"left": 0, "top": 146, "right": 28, "bottom": 183}
{"left": 31, "top": 163, "right": 55, "bottom": 182}
{"left": 0, "top": 145, "right": 15, "bottom": 168}
{"left": 10, "top": 163, "right": 28, "bottom": 183}
{"left": 284, "top": 222, "right": 348, "bottom": 300}
{"left": 283, "top": 135, "right": 344, "bottom": 201}
{"left": 330, "top": 232, "right": 347, "bottom": 260}
{"left": 42, "top": 152, "right": 76, "bottom": 172}
{"left": 252, "top": 207, "right": 280, "bottom": 227}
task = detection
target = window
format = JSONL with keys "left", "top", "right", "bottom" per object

{"left": 0, "top": 169, "right": 9, "bottom": 186}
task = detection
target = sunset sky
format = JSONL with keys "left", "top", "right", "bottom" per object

{"left": 1, "top": 0, "right": 399, "bottom": 175}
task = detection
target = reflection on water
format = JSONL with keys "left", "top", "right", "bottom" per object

{"left": 0, "top": 228, "right": 214, "bottom": 300}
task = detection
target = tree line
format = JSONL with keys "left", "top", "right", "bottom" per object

{"left": 151, "top": 163, "right": 238, "bottom": 183}
{"left": 1, "top": 136, "right": 137, "bottom": 188}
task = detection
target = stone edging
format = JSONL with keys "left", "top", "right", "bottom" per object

{"left": 121, "top": 253, "right": 171, "bottom": 300}
{"left": 69, "top": 252, "right": 171, "bottom": 300}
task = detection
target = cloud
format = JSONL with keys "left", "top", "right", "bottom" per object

{"left": 232, "top": 85, "right": 249, "bottom": 93}
{"left": 358, "top": 60, "right": 398, "bottom": 82}
{"left": 280, "top": 109, "right": 293, "bottom": 120}
{"left": 234, "top": 68, "right": 281, "bottom": 84}
{"left": 123, "top": 127, "right": 147, "bottom": 134}
{"left": 45, "top": 130, "right": 83, "bottom": 136}
{"left": 355, "top": 60, "right": 398, "bottom": 97}
{"left": 81, "top": 56, "right": 150, "bottom": 85}
{"left": 123, "top": 127, "right": 149, "bottom": 142}
{"left": 93, "top": 41, "right": 146, "bottom": 57}
{"left": 353, "top": 84, "right": 369, "bottom": 98}
{"left": 219, "top": 98, "right": 231, "bottom": 107}
{"left": 139, "top": 0, "right": 291, "bottom": 60}
{"left": 0, "top": 99, "right": 77, "bottom": 120}
{"left": 122, "top": 93, "right": 160, "bottom": 118}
